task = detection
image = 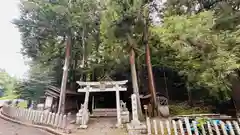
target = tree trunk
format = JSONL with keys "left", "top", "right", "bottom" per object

{"left": 127, "top": 34, "right": 143, "bottom": 120}
{"left": 71, "top": 51, "right": 78, "bottom": 89}
{"left": 27, "top": 99, "right": 32, "bottom": 109}
{"left": 92, "top": 25, "right": 100, "bottom": 82}
{"left": 58, "top": 36, "right": 71, "bottom": 114}
{"left": 70, "top": 41, "right": 77, "bottom": 90}
{"left": 136, "top": 60, "right": 143, "bottom": 93}
{"left": 80, "top": 29, "right": 85, "bottom": 82}
{"left": 163, "top": 71, "right": 169, "bottom": 100}
{"left": 143, "top": 15, "right": 158, "bottom": 116}
{"left": 186, "top": 83, "right": 193, "bottom": 106}
{"left": 188, "top": 90, "right": 193, "bottom": 106}
{"left": 145, "top": 43, "right": 158, "bottom": 116}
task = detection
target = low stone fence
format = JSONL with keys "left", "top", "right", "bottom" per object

{"left": 1, "top": 104, "right": 68, "bottom": 132}
{"left": 146, "top": 117, "right": 240, "bottom": 135}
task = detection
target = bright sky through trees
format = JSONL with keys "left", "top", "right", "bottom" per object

{"left": 0, "top": 0, "right": 29, "bottom": 78}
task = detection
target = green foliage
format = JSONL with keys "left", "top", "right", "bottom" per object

{"left": 14, "top": 0, "right": 240, "bottom": 104}
{"left": 18, "top": 101, "right": 28, "bottom": 108}
{"left": 0, "top": 95, "right": 18, "bottom": 100}
{"left": 0, "top": 69, "right": 18, "bottom": 96}
{"left": 14, "top": 0, "right": 122, "bottom": 83}
{"left": 169, "top": 104, "right": 210, "bottom": 115}
{"left": 163, "top": 0, "right": 240, "bottom": 30}
{"left": 151, "top": 11, "right": 240, "bottom": 98}
{"left": 15, "top": 62, "right": 55, "bottom": 101}
{"left": 196, "top": 117, "right": 209, "bottom": 128}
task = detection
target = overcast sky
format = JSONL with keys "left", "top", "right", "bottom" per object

{"left": 0, "top": 0, "right": 29, "bottom": 78}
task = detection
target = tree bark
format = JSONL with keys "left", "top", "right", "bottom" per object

{"left": 143, "top": 14, "right": 158, "bottom": 116}
{"left": 145, "top": 44, "right": 158, "bottom": 116}
{"left": 27, "top": 99, "right": 32, "bottom": 109}
{"left": 70, "top": 40, "right": 77, "bottom": 90}
{"left": 136, "top": 60, "right": 142, "bottom": 93}
{"left": 127, "top": 34, "right": 144, "bottom": 120}
{"left": 80, "top": 29, "right": 85, "bottom": 82}
{"left": 163, "top": 71, "right": 169, "bottom": 100}
{"left": 71, "top": 50, "right": 78, "bottom": 89}
{"left": 58, "top": 36, "right": 71, "bottom": 114}
{"left": 186, "top": 83, "right": 193, "bottom": 106}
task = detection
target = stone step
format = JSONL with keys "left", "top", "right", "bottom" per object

{"left": 91, "top": 108, "right": 117, "bottom": 117}
{"left": 92, "top": 108, "right": 117, "bottom": 112}
{"left": 92, "top": 111, "right": 117, "bottom": 114}
{"left": 91, "top": 113, "right": 117, "bottom": 117}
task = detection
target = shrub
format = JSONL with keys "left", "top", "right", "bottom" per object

{"left": 169, "top": 103, "right": 210, "bottom": 116}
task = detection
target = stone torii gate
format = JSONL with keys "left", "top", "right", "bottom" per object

{"left": 76, "top": 80, "right": 128, "bottom": 128}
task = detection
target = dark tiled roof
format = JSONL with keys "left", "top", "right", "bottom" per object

{"left": 44, "top": 85, "right": 81, "bottom": 98}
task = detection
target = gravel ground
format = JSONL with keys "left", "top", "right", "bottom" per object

{"left": 70, "top": 117, "right": 128, "bottom": 135}
{"left": 0, "top": 117, "right": 51, "bottom": 135}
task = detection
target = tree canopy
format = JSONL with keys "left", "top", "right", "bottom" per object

{"left": 13, "top": 0, "right": 240, "bottom": 103}
{"left": 0, "top": 69, "right": 18, "bottom": 97}
{"left": 151, "top": 11, "right": 240, "bottom": 99}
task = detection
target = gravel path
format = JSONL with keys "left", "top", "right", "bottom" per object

{"left": 70, "top": 117, "right": 128, "bottom": 135}
{"left": 0, "top": 117, "right": 51, "bottom": 135}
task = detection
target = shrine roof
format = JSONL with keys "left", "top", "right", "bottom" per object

{"left": 44, "top": 85, "right": 81, "bottom": 98}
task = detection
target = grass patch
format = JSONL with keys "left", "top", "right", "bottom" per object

{"left": 0, "top": 95, "right": 27, "bottom": 108}
{"left": 18, "top": 101, "right": 27, "bottom": 108}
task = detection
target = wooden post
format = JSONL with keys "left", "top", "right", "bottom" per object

{"left": 193, "top": 121, "right": 199, "bottom": 135}
{"left": 45, "top": 112, "right": 50, "bottom": 125}
{"left": 143, "top": 4, "right": 157, "bottom": 116}
{"left": 184, "top": 117, "right": 192, "bottom": 135}
{"left": 172, "top": 120, "right": 178, "bottom": 135}
{"left": 220, "top": 121, "right": 228, "bottom": 135}
{"left": 40, "top": 112, "right": 44, "bottom": 124}
{"left": 207, "top": 121, "right": 213, "bottom": 135}
{"left": 165, "top": 120, "right": 171, "bottom": 135}
{"left": 159, "top": 120, "right": 164, "bottom": 135}
{"left": 226, "top": 121, "right": 235, "bottom": 135}
{"left": 51, "top": 113, "right": 56, "bottom": 126}
{"left": 146, "top": 117, "right": 151, "bottom": 135}
{"left": 200, "top": 122, "right": 206, "bottom": 135}
{"left": 58, "top": 114, "right": 63, "bottom": 129}
{"left": 29, "top": 110, "right": 33, "bottom": 122}
{"left": 153, "top": 120, "right": 158, "bottom": 135}
{"left": 33, "top": 111, "right": 37, "bottom": 123}
{"left": 62, "top": 115, "right": 67, "bottom": 130}
{"left": 213, "top": 120, "right": 221, "bottom": 135}
{"left": 36, "top": 111, "right": 41, "bottom": 124}
{"left": 47, "top": 112, "right": 52, "bottom": 125}
{"left": 54, "top": 113, "right": 59, "bottom": 128}
{"left": 233, "top": 121, "right": 240, "bottom": 134}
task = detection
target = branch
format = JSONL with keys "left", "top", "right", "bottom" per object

{"left": 126, "top": 33, "right": 138, "bottom": 51}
